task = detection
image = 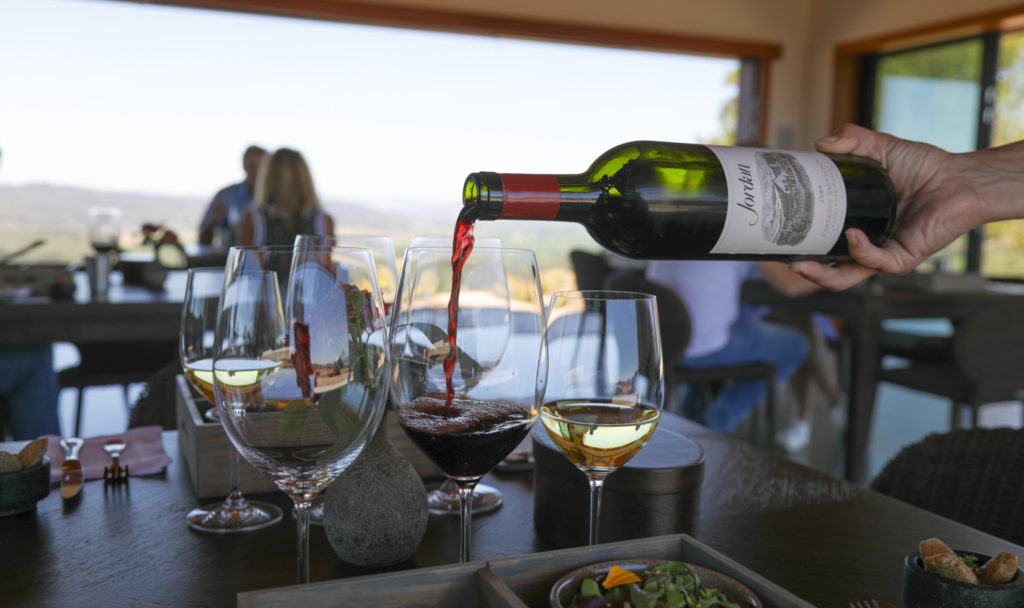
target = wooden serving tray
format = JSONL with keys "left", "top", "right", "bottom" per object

{"left": 175, "top": 375, "right": 444, "bottom": 499}
{"left": 236, "top": 534, "right": 815, "bottom": 608}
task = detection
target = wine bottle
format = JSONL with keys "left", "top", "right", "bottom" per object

{"left": 461, "top": 141, "right": 896, "bottom": 261}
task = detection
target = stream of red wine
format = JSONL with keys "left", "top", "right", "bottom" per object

{"left": 445, "top": 208, "right": 476, "bottom": 408}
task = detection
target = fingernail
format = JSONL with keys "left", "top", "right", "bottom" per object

{"left": 816, "top": 135, "right": 839, "bottom": 144}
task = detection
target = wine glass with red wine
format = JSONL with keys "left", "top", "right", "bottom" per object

{"left": 389, "top": 246, "right": 546, "bottom": 562}
{"left": 86, "top": 206, "right": 122, "bottom": 253}
{"left": 406, "top": 235, "right": 507, "bottom": 516}
{"left": 539, "top": 290, "right": 664, "bottom": 545}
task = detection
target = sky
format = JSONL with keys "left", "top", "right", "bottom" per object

{"left": 0, "top": 0, "right": 739, "bottom": 209}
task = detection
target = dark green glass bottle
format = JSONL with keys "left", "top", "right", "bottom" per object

{"left": 462, "top": 141, "right": 895, "bottom": 261}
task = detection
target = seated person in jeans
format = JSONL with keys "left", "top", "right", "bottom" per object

{"left": 646, "top": 260, "right": 817, "bottom": 435}
{"left": 0, "top": 344, "right": 60, "bottom": 440}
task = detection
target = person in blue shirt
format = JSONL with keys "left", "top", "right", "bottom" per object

{"left": 198, "top": 145, "right": 267, "bottom": 247}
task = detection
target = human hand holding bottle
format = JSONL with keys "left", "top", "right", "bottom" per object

{"left": 791, "top": 123, "right": 1024, "bottom": 291}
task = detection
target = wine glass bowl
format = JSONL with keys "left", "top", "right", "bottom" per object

{"left": 179, "top": 266, "right": 283, "bottom": 533}
{"left": 390, "top": 246, "right": 545, "bottom": 561}
{"left": 293, "top": 234, "right": 400, "bottom": 524}
{"left": 86, "top": 206, "right": 122, "bottom": 253}
{"left": 540, "top": 290, "right": 664, "bottom": 545}
{"left": 213, "top": 245, "right": 389, "bottom": 582}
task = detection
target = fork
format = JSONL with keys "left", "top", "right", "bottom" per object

{"left": 849, "top": 601, "right": 880, "bottom": 608}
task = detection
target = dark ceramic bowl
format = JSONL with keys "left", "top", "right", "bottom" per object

{"left": 549, "top": 559, "right": 762, "bottom": 608}
{"left": 0, "top": 456, "right": 51, "bottom": 516}
{"left": 904, "top": 550, "right": 1024, "bottom": 608}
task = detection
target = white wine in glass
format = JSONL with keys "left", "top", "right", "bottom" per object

{"left": 180, "top": 266, "right": 283, "bottom": 533}
{"left": 540, "top": 290, "right": 664, "bottom": 545}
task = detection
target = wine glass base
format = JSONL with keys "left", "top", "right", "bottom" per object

{"left": 427, "top": 483, "right": 503, "bottom": 516}
{"left": 187, "top": 500, "right": 283, "bottom": 533}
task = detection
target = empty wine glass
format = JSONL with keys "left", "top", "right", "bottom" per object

{"left": 406, "top": 236, "right": 505, "bottom": 516}
{"left": 213, "top": 245, "right": 388, "bottom": 583}
{"left": 180, "top": 267, "right": 283, "bottom": 533}
{"left": 293, "top": 234, "right": 399, "bottom": 525}
{"left": 390, "top": 246, "right": 545, "bottom": 562}
{"left": 540, "top": 290, "right": 664, "bottom": 545}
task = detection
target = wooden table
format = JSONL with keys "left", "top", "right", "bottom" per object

{"left": 0, "top": 270, "right": 187, "bottom": 346}
{"left": 742, "top": 276, "right": 1024, "bottom": 483}
{"left": 2, "top": 413, "right": 1020, "bottom": 607}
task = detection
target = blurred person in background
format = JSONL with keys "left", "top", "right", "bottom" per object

{"left": 239, "top": 148, "right": 334, "bottom": 247}
{"left": 647, "top": 260, "right": 818, "bottom": 437}
{"left": 198, "top": 145, "right": 267, "bottom": 247}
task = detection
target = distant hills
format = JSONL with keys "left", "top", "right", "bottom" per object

{"left": 0, "top": 182, "right": 598, "bottom": 281}
{"left": 0, "top": 182, "right": 440, "bottom": 236}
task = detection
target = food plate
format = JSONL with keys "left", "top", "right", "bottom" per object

{"left": 549, "top": 558, "right": 762, "bottom": 608}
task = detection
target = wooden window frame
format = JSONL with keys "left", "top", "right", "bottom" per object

{"left": 130, "top": 0, "right": 780, "bottom": 143}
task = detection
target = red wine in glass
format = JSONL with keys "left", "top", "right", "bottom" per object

{"left": 399, "top": 396, "right": 533, "bottom": 479}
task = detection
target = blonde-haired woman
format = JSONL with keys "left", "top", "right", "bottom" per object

{"left": 240, "top": 148, "right": 334, "bottom": 246}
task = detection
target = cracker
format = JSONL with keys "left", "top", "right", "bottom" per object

{"left": 16, "top": 437, "right": 48, "bottom": 469}
{"left": 975, "top": 552, "right": 1019, "bottom": 585}
{"left": 924, "top": 553, "right": 980, "bottom": 585}
{"left": 0, "top": 451, "right": 20, "bottom": 474}
{"left": 920, "top": 537, "right": 955, "bottom": 560}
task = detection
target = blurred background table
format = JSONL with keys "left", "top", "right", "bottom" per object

{"left": 742, "top": 275, "right": 1024, "bottom": 483}
{"left": 2, "top": 412, "right": 1021, "bottom": 607}
{"left": 0, "top": 270, "right": 187, "bottom": 347}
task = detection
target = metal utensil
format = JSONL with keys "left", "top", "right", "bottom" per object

{"left": 60, "top": 438, "right": 84, "bottom": 499}
{"left": 0, "top": 239, "right": 45, "bottom": 265}
{"left": 103, "top": 439, "right": 128, "bottom": 481}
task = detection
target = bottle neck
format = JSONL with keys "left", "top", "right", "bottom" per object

{"left": 463, "top": 172, "right": 594, "bottom": 222}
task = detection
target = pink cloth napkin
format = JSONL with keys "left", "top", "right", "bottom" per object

{"left": 44, "top": 425, "right": 172, "bottom": 483}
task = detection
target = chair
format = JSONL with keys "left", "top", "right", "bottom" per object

{"left": 58, "top": 340, "right": 178, "bottom": 436}
{"left": 602, "top": 273, "right": 777, "bottom": 448}
{"left": 128, "top": 359, "right": 182, "bottom": 430}
{"left": 871, "top": 427, "right": 1024, "bottom": 546}
{"left": 878, "top": 300, "right": 1024, "bottom": 429}
{"left": 569, "top": 250, "right": 614, "bottom": 290}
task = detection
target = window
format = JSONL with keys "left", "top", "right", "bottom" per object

{"left": 0, "top": 0, "right": 766, "bottom": 293}
{"left": 861, "top": 28, "right": 1024, "bottom": 276}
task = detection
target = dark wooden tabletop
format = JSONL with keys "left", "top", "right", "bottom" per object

{"left": 741, "top": 277, "right": 1024, "bottom": 483}
{"left": 2, "top": 415, "right": 1020, "bottom": 608}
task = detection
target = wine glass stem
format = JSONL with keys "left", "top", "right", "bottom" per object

{"left": 456, "top": 481, "right": 476, "bottom": 562}
{"left": 294, "top": 500, "right": 311, "bottom": 583}
{"left": 222, "top": 450, "right": 249, "bottom": 509}
{"left": 587, "top": 477, "right": 605, "bottom": 546}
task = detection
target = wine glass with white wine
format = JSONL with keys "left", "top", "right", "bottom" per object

{"left": 539, "top": 290, "right": 664, "bottom": 545}
{"left": 180, "top": 266, "right": 283, "bottom": 532}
